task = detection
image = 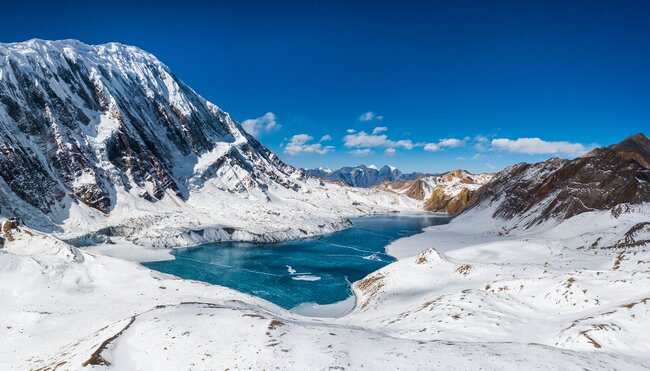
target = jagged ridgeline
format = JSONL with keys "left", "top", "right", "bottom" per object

{"left": 0, "top": 40, "right": 301, "bottom": 219}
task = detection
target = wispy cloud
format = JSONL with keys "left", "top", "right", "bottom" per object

{"left": 320, "top": 134, "right": 332, "bottom": 142}
{"left": 241, "top": 112, "right": 280, "bottom": 138}
{"left": 284, "top": 134, "right": 334, "bottom": 155}
{"left": 359, "top": 111, "right": 384, "bottom": 122}
{"left": 346, "top": 128, "right": 356, "bottom": 133}
{"left": 384, "top": 148, "right": 396, "bottom": 156}
{"left": 491, "top": 137, "right": 591, "bottom": 155}
{"left": 372, "top": 126, "right": 388, "bottom": 135}
{"left": 473, "top": 135, "right": 489, "bottom": 151}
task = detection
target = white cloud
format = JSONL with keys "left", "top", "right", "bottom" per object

{"left": 491, "top": 137, "right": 589, "bottom": 155}
{"left": 423, "top": 137, "right": 468, "bottom": 152}
{"left": 423, "top": 143, "right": 440, "bottom": 152}
{"left": 384, "top": 148, "right": 396, "bottom": 156}
{"left": 372, "top": 126, "right": 388, "bottom": 135}
{"left": 284, "top": 134, "right": 334, "bottom": 155}
{"left": 346, "top": 128, "right": 356, "bottom": 133}
{"left": 359, "top": 111, "right": 384, "bottom": 121}
{"left": 349, "top": 149, "right": 373, "bottom": 156}
{"left": 438, "top": 137, "right": 467, "bottom": 148}
{"left": 241, "top": 112, "right": 280, "bottom": 138}
{"left": 320, "top": 134, "right": 332, "bottom": 142}
{"left": 344, "top": 131, "right": 414, "bottom": 150}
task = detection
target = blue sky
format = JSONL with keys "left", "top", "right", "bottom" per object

{"left": 1, "top": 0, "right": 648, "bottom": 173}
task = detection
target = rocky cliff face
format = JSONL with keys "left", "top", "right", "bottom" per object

{"left": 464, "top": 133, "right": 650, "bottom": 227}
{"left": 0, "top": 39, "right": 301, "bottom": 225}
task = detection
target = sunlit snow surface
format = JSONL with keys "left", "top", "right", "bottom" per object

{"left": 145, "top": 215, "right": 451, "bottom": 309}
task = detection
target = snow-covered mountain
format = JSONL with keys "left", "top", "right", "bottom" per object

{"left": 304, "top": 164, "right": 424, "bottom": 187}
{"left": 377, "top": 170, "right": 494, "bottom": 214}
{"left": 0, "top": 40, "right": 419, "bottom": 246}
{"left": 0, "top": 39, "right": 298, "bottom": 214}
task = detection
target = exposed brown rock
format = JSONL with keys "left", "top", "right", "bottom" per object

{"left": 2, "top": 218, "right": 20, "bottom": 242}
{"left": 445, "top": 188, "right": 473, "bottom": 215}
{"left": 404, "top": 179, "right": 426, "bottom": 200}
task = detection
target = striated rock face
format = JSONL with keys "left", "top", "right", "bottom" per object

{"left": 0, "top": 39, "right": 301, "bottom": 220}
{"left": 380, "top": 170, "right": 494, "bottom": 215}
{"left": 464, "top": 133, "right": 650, "bottom": 226}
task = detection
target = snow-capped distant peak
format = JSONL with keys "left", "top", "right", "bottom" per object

{"left": 304, "top": 164, "right": 423, "bottom": 187}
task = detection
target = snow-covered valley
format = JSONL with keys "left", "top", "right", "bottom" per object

{"left": 2, "top": 203, "right": 649, "bottom": 370}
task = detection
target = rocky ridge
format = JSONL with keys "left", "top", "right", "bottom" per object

{"left": 463, "top": 133, "right": 650, "bottom": 228}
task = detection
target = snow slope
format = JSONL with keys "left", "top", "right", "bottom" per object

{"left": 1, "top": 225, "right": 647, "bottom": 370}
{"left": 346, "top": 202, "right": 650, "bottom": 361}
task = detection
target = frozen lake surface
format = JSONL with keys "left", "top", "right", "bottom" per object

{"left": 144, "top": 214, "right": 452, "bottom": 310}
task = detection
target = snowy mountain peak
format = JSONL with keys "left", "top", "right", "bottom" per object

{"left": 0, "top": 39, "right": 301, "bottom": 226}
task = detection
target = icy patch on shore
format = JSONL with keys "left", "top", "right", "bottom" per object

{"left": 291, "top": 295, "right": 356, "bottom": 318}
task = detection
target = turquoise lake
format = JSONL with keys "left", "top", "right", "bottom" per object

{"left": 144, "top": 214, "right": 452, "bottom": 310}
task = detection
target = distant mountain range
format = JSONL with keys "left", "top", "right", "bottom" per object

{"left": 303, "top": 165, "right": 426, "bottom": 187}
